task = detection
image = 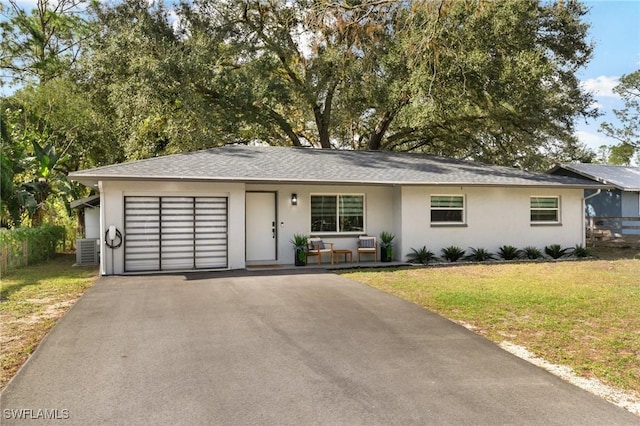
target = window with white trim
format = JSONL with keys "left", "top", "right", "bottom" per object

{"left": 530, "top": 196, "right": 560, "bottom": 223}
{"left": 430, "top": 195, "right": 465, "bottom": 224}
{"left": 311, "top": 194, "right": 364, "bottom": 233}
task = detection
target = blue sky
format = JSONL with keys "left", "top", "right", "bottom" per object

{"left": 576, "top": 0, "right": 640, "bottom": 152}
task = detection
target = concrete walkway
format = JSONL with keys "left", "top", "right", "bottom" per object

{"left": 1, "top": 270, "right": 638, "bottom": 425}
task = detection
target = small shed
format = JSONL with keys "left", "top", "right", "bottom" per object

{"left": 70, "top": 195, "right": 100, "bottom": 265}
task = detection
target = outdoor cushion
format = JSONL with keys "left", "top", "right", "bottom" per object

{"left": 310, "top": 240, "right": 326, "bottom": 250}
{"left": 359, "top": 238, "right": 375, "bottom": 248}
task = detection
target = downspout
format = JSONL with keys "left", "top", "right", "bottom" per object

{"left": 582, "top": 189, "right": 602, "bottom": 246}
{"left": 99, "top": 181, "right": 106, "bottom": 276}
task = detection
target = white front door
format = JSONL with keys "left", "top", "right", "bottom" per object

{"left": 246, "top": 192, "right": 277, "bottom": 262}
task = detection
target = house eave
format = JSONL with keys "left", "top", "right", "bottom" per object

{"left": 69, "top": 174, "right": 611, "bottom": 190}
{"left": 549, "top": 164, "right": 638, "bottom": 191}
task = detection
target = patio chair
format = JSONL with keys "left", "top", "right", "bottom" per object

{"left": 307, "top": 238, "right": 334, "bottom": 265}
{"left": 357, "top": 236, "right": 378, "bottom": 263}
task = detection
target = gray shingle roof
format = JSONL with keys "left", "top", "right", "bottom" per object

{"left": 550, "top": 163, "right": 640, "bottom": 191}
{"left": 70, "top": 145, "right": 606, "bottom": 188}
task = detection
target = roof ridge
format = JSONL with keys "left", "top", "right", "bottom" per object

{"left": 563, "top": 162, "right": 640, "bottom": 169}
{"left": 69, "top": 145, "right": 608, "bottom": 189}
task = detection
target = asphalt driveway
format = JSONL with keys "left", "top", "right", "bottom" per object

{"left": 1, "top": 270, "right": 638, "bottom": 425}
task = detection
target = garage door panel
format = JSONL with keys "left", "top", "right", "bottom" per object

{"left": 125, "top": 240, "right": 160, "bottom": 248}
{"left": 196, "top": 259, "right": 226, "bottom": 269}
{"left": 161, "top": 239, "right": 191, "bottom": 246}
{"left": 125, "top": 196, "right": 227, "bottom": 272}
{"left": 195, "top": 223, "right": 226, "bottom": 229}
{"left": 195, "top": 237, "right": 226, "bottom": 243}
{"left": 161, "top": 260, "right": 193, "bottom": 270}
{"left": 126, "top": 260, "right": 160, "bottom": 272}
{"left": 125, "top": 243, "right": 160, "bottom": 250}
{"left": 126, "top": 254, "right": 160, "bottom": 262}
{"left": 124, "top": 197, "right": 160, "bottom": 271}
{"left": 194, "top": 197, "right": 227, "bottom": 269}
{"left": 161, "top": 247, "right": 194, "bottom": 254}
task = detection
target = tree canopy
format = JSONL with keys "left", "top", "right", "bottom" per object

{"left": 0, "top": 0, "right": 92, "bottom": 86}
{"left": 599, "top": 70, "right": 640, "bottom": 165}
{"left": 0, "top": 0, "right": 604, "bottom": 227}
{"left": 79, "top": 0, "right": 598, "bottom": 167}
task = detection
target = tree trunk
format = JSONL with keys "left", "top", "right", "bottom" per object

{"left": 367, "top": 110, "right": 395, "bottom": 150}
{"left": 314, "top": 79, "right": 339, "bottom": 149}
{"left": 266, "top": 108, "right": 303, "bottom": 147}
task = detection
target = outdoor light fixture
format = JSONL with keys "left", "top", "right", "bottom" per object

{"left": 291, "top": 193, "right": 298, "bottom": 206}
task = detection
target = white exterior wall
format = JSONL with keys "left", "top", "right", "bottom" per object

{"left": 98, "top": 179, "right": 587, "bottom": 273}
{"left": 84, "top": 207, "right": 100, "bottom": 239}
{"left": 99, "top": 180, "right": 246, "bottom": 275}
{"left": 246, "top": 184, "right": 397, "bottom": 262}
{"left": 399, "top": 186, "right": 586, "bottom": 259}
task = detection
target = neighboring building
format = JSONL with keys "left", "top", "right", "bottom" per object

{"left": 70, "top": 145, "right": 605, "bottom": 275}
{"left": 549, "top": 163, "right": 640, "bottom": 236}
{"left": 70, "top": 194, "right": 101, "bottom": 265}
{"left": 70, "top": 195, "right": 101, "bottom": 240}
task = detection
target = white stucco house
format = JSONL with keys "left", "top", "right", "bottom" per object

{"left": 69, "top": 145, "right": 605, "bottom": 275}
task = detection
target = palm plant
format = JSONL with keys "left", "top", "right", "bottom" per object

{"left": 22, "top": 140, "right": 71, "bottom": 227}
{"left": 498, "top": 245, "right": 521, "bottom": 260}
{"left": 522, "top": 246, "right": 543, "bottom": 259}
{"left": 406, "top": 246, "right": 437, "bottom": 264}
{"left": 465, "top": 247, "right": 495, "bottom": 262}
{"left": 545, "top": 244, "right": 569, "bottom": 259}
{"left": 441, "top": 245, "right": 465, "bottom": 262}
{"left": 290, "top": 234, "right": 308, "bottom": 265}
{"left": 379, "top": 231, "right": 395, "bottom": 261}
{"left": 571, "top": 244, "right": 591, "bottom": 258}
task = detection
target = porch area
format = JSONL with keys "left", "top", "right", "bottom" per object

{"left": 587, "top": 216, "right": 640, "bottom": 248}
{"left": 246, "top": 260, "right": 411, "bottom": 272}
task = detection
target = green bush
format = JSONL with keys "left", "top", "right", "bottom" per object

{"left": 498, "top": 245, "right": 521, "bottom": 260}
{"left": 465, "top": 247, "right": 495, "bottom": 262}
{"left": 406, "top": 246, "right": 438, "bottom": 264}
{"left": 441, "top": 246, "right": 466, "bottom": 262}
{"left": 0, "top": 225, "right": 66, "bottom": 272}
{"left": 571, "top": 244, "right": 591, "bottom": 258}
{"left": 522, "top": 246, "right": 543, "bottom": 259}
{"left": 544, "top": 244, "right": 569, "bottom": 259}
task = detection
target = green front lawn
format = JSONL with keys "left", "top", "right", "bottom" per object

{"left": 0, "top": 254, "right": 98, "bottom": 390}
{"left": 342, "top": 252, "right": 640, "bottom": 395}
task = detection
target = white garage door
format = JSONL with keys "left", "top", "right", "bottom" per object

{"left": 124, "top": 196, "right": 228, "bottom": 272}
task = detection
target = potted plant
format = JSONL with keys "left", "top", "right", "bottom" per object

{"left": 290, "top": 234, "right": 308, "bottom": 266}
{"left": 379, "top": 231, "right": 395, "bottom": 262}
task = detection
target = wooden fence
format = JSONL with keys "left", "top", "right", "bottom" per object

{"left": 0, "top": 235, "right": 73, "bottom": 275}
{"left": 586, "top": 217, "right": 640, "bottom": 248}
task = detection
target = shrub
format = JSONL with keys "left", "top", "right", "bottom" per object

{"left": 545, "top": 244, "right": 569, "bottom": 259}
{"left": 406, "top": 246, "right": 438, "bottom": 264}
{"left": 571, "top": 244, "right": 591, "bottom": 258}
{"left": 379, "top": 231, "right": 395, "bottom": 259}
{"left": 522, "top": 246, "right": 543, "bottom": 259}
{"left": 465, "top": 247, "right": 495, "bottom": 262}
{"left": 0, "top": 225, "right": 66, "bottom": 273}
{"left": 498, "top": 245, "right": 521, "bottom": 260}
{"left": 290, "top": 234, "right": 308, "bottom": 263}
{"left": 441, "top": 246, "right": 465, "bottom": 262}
